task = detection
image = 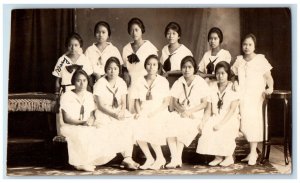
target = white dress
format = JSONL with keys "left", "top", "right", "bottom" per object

{"left": 85, "top": 42, "right": 123, "bottom": 76}
{"left": 231, "top": 54, "right": 272, "bottom": 142}
{"left": 122, "top": 40, "right": 158, "bottom": 112}
{"left": 132, "top": 75, "right": 170, "bottom": 145}
{"left": 60, "top": 91, "right": 119, "bottom": 166}
{"left": 167, "top": 75, "right": 210, "bottom": 146}
{"left": 197, "top": 81, "right": 240, "bottom": 156}
{"left": 160, "top": 44, "right": 193, "bottom": 71}
{"left": 93, "top": 76, "right": 135, "bottom": 149}
{"left": 52, "top": 54, "right": 93, "bottom": 86}
{"left": 198, "top": 49, "right": 231, "bottom": 74}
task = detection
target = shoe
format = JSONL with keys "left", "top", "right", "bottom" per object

{"left": 241, "top": 154, "right": 250, "bottom": 162}
{"left": 139, "top": 158, "right": 155, "bottom": 170}
{"left": 75, "top": 165, "right": 95, "bottom": 172}
{"left": 165, "top": 159, "right": 182, "bottom": 169}
{"left": 120, "top": 158, "right": 139, "bottom": 171}
{"left": 248, "top": 153, "right": 258, "bottom": 166}
{"left": 149, "top": 158, "right": 166, "bottom": 170}
{"left": 220, "top": 156, "right": 234, "bottom": 166}
{"left": 208, "top": 156, "right": 223, "bottom": 166}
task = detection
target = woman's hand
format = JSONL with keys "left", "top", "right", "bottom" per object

{"left": 264, "top": 87, "right": 274, "bottom": 95}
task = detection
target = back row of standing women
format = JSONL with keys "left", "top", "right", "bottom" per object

{"left": 52, "top": 17, "right": 274, "bottom": 172}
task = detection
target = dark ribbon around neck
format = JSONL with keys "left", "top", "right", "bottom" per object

{"left": 163, "top": 54, "right": 173, "bottom": 72}
{"left": 66, "top": 64, "right": 83, "bottom": 73}
{"left": 182, "top": 83, "right": 194, "bottom": 107}
{"left": 217, "top": 92, "right": 226, "bottom": 114}
{"left": 106, "top": 86, "right": 119, "bottom": 108}
{"left": 206, "top": 57, "right": 218, "bottom": 74}
{"left": 127, "top": 53, "right": 140, "bottom": 64}
{"left": 79, "top": 105, "right": 84, "bottom": 120}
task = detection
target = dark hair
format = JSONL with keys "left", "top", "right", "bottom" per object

{"left": 215, "top": 61, "right": 232, "bottom": 80}
{"left": 242, "top": 33, "right": 257, "bottom": 47}
{"left": 71, "top": 69, "right": 90, "bottom": 86}
{"left": 65, "top": 32, "right": 83, "bottom": 48}
{"left": 164, "top": 22, "right": 181, "bottom": 37}
{"left": 180, "top": 56, "right": 198, "bottom": 74}
{"left": 127, "top": 17, "right": 145, "bottom": 35}
{"left": 94, "top": 21, "right": 111, "bottom": 37}
{"left": 104, "top": 57, "right": 121, "bottom": 74}
{"left": 144, "top": 54, "right": 162, "bottom": 71}
{"left": 208, "top": 27, "right": 223, "bottom": 44}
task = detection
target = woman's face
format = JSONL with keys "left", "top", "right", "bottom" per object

{"left": 95, "top": 25, "right": 109, "bottom": 43}
{"left": 216, "top": 67, "right": 228, "bottom": 84}
{"left": 182, "top": 61, "right": 195, "bottom": 78}
{"left": 208, "top": 32, "right": 221, "bottom": 49}
{"left": 68, "top": 38, "right": 81, "bottom": 54}
{"left": 74, "top": 74, "right": 88, "bottom": 92}
{"left": 106, "top": 62, "right": 119, "bottom": 79}
{"left": 145, "top": 58, "right": 159, "bottom": 75}
{"left": 242, "top": 37, "right": 256, "bottom": 55}
{"left": 130, "top": 24, "right": 143, "bottom": 41}
{"left": 166, "top": 29, "right": 180, "bottom": 44}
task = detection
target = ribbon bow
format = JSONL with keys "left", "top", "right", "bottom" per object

{"left": 127, "top": 53, "right": 140, "bottom": 64}
{"left": 206, "top": 57, "right": 218, "bottom": 74}
{"left": 106, "top": 86, "right": 119, "bottom": 108}
{"left": 163, "top": 54, "right": 173, "bottom": 72}
{"left": 66, "top": 64, "right": 83, "bottom": 73}
{"left": 182, "top": 83, "right": 194, "bottom": 107}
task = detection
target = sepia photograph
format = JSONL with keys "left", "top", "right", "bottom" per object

{"left": 4, "top": 5, "right": 294, "bottom": 178}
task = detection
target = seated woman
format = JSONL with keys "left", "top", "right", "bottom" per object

{"left": 60, "top": 69, "right": 138, "bottom": 172}
{"left": 197, "top": 61, "right": 240, "bottom": 167}
{"left": 166, "top": 56, "right": 210, "bottom": 168}
{"left": 132, "top": 55, "right": 171, "bottom": 170}
{"left": 93, "top": 57, "right": 140, "bottom": 170}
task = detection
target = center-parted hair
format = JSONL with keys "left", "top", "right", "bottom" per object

{"left": 215, "top": 61, "right": 232, "bottom": 80}
{"left": 127, "top": 17, "right": 145, "bottom": 35}
{"left": 164, "top": 22, "right": 182, "bottom": 37}
{"left": 94, "top": 21, "right": 111, "bottom": 37}
{"left": 71, "top": 69, "right": 90, "bottom": 86}
{"left": 208, "top": 27, "right": 223, "bottom": 44}
{"left": 144, "top": 54, "right": 162, "bottom": 71}
{"left": 65, "top": 32, "right": 83, "bottom": 48}
{"left": 104, "top": 57, "right": 121, "bottom": 74}
{"left": 180, "top": 56, "right": 198, "bottom": 74}
{"left": 242, "top": 33, "right": 257, "bottom": 47}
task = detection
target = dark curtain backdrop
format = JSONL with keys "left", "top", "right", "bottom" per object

{"left": 240, "top": 8, "right": 291, "bottom": 90}
{"left": 9, "top": 9, "right": 74, "bottom": 93}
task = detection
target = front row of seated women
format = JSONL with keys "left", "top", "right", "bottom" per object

{"left": 60, "top": 55, "right": 241, "bottom": 172}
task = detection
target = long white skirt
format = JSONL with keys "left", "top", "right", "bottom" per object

{"left": 196, "top": 114, "right": 240, "bottom": 156}
{"left": 165, "top": 112, "right": 201, "bottom": 147}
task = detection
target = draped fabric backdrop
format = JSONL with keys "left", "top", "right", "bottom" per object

{"left": 9, "top": 9, "right": 74, "bottom": 93}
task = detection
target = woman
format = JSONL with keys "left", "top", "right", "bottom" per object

{"left": 85, "top": 21, "right": 123, "bottom": 83}
{"left": 93, "top": 57, "right": 140, "bottom": 169}
{"left": 133, "top": 55, "right": 170, "bottom": 170}
{"left": 198, "top": 27, "right": 231, "bottom": 78}
{"left": 231, "top": 34, "right": 274, "bottom": 165}
{"left": 166, "top": 56, "right": 210, "bottom": 168}
{"left": 197, "top": 61, "right": 240, "bottom": 167}
{"left": 160, "top": 22, "right": 193, "bottom": 74}
{"left": 122, "top": 17, "right": 158, "bottom": 113}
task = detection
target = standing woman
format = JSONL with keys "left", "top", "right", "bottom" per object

{"left": 160, "top": 22, "right": 193, "bottom": 74}
{"left": 198, "top": 27, "right": 231, "bottom": 78}
{"left": 231, "top": 34, "right": 274, "bottom": 165}
{"left": 166, "top": 56, "right": 210, "bottom": 168}
{"left": 197, "top": 61, "right": 240, "bottom": 167}
{"left": 122, "top": 17, "right": 158, "bottom": 113}
{"left": 85, "top": 21, "right": 123, "bottom": 83}
{"left": 133, "top": 55, "right": 170, "bottom": 170}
